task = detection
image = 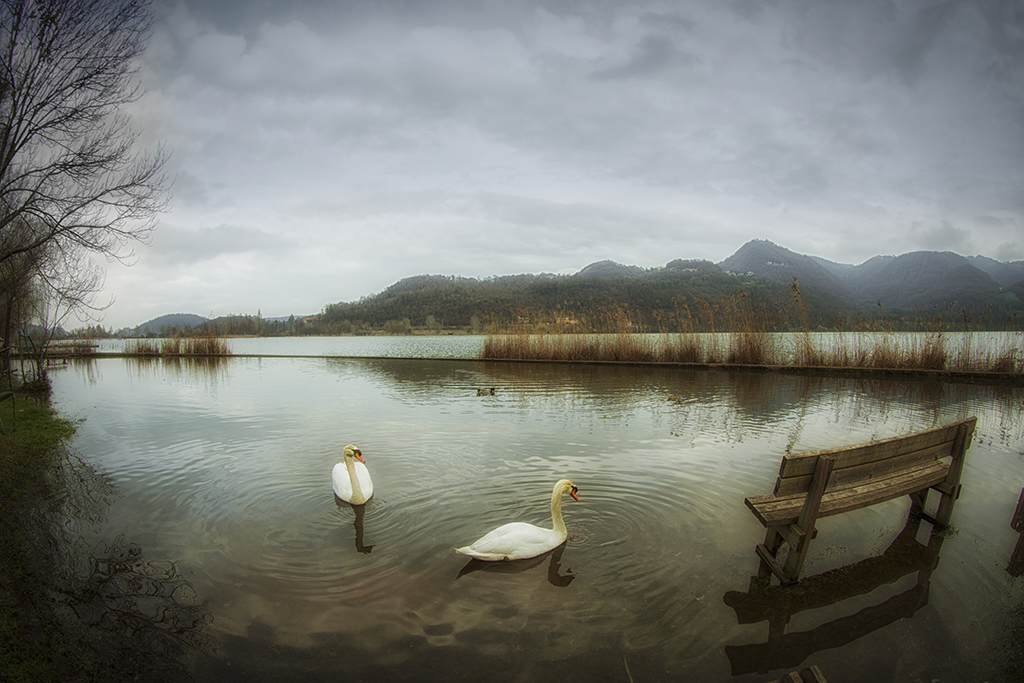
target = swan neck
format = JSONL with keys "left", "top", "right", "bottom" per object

{"left": 550, "top": 488, "right": 567, "bottom": 537}
{"left": 346, "top": 456, "right": 364, "bottom": 501}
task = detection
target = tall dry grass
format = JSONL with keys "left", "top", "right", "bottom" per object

{"left": 721, "top": 292, "right": 780, "bottom": 366}
{"left": 481, "top": 284, "right": 1023, "bottom": 376}
{"left": 124, "top": 339, "right": 161, "bottom": 355}
{"left": 124, "top": 334, "right": 230, "bottom": 357}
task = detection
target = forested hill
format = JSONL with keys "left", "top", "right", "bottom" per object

{"left": 126, "top": 241, "right": 1024, "bottom": 337}
{"left": 721, "top": 240, "right": 1024, "bottom": 316}
{"left": 136, "top": 313, "right": 208, "bottom": 335}
{"left": 311, "top": 242, "right": 1024, "bottom": 334}
{"left": 317, "top": 263, "right": 826, "bottom": 334}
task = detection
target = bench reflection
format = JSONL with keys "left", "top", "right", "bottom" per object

{"left": 723, "top": 512, "right": 944, "bottom": 676}
{"left": 1008, "top": 488, "right": 1024, "bottom": 577}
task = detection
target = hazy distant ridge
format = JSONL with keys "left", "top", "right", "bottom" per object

{"left": 719, "top": 240, "right": 1022, "bottom": 313}
{"left": 134, "top": 240, "right": 1024, "bottom": 331}
{"left": 135, "top": 313, "right": 208, "bottom": 335}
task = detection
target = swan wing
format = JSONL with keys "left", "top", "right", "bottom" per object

{"left": 332, "top": 463, "right": 354, "bottom": 501}
{"left": 353, "top": 461, "right": 373, "bottom": 500}
{"left": 455, "top": 522, "right": 564, "bottom": 561}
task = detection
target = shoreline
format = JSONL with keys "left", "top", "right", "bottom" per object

{"left": 52, "top": 352, "right": 1024, "bottom": 386}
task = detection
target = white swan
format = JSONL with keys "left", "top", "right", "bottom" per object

{"left": 332, "top": 444, "right": 373, "bottom": 505}
{"left": 455, "top": 479, "right": 579, "bottom": 561}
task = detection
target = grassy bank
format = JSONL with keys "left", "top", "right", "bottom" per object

{"left": 0, "top": 390, "right": 86, "bottom": 682}
{"left": 0, "top": 384, "right": 210, "bottom": 681}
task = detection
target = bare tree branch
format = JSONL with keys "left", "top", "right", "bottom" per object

{"left": 0, "top": 0, "right": 168, "bottom": 342}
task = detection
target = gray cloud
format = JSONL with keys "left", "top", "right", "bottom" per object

{"left": 93, "top": 0, "right": 1024, "bottom": 327}
{"left": 148, "top": 223, "right": 290, "bottom": 267}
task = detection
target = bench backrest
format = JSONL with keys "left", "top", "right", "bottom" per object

{"left": 773, "top": 418, "right": 977, "bottom": 497}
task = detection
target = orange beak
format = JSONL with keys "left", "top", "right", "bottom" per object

{"left": 354, "top": 450, "right": 365, "bottom": 463}
{"left": 570, "top": 486, "right": 579, "bottom": 501}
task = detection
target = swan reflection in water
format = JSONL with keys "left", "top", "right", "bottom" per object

{"left": 456, "top": 543, "right": 576, "bottom": 587}
{"left": 335, "top": 497, "right": 374, "bottom": 554}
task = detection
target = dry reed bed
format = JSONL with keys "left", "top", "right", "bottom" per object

{"left": 124, "top": 336, "right": 231, "bottom": 356}
{"left": 482, "top": 287, "right": 1022, "bottom": 376}
{"left": 483, "top": 330, "right": 1022, "bottom": 376}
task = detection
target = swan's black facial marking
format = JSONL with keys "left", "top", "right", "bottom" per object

{"left": 570, "top": 485, "right": 579, "bottom": 501}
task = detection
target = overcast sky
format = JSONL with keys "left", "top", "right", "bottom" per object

{"left": 95, "top": 0, "right": 1024, "bottom": 329}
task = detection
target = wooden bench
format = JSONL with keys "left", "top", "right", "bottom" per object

{"left": 745, "top": 417, "right": 976, "bottom": 584}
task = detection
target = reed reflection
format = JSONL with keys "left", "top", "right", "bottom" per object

{"left": 332, "top": 356, "right": 1024, "bottom": 456}
{"left": 456, "top": 543, "right": 576, "bottom": 587}
{"left": 123, "top": 354, "right": 231, "bottom": 381}
{"left": 723, "top": 512, "right": 945, "bottom": 676}
{"left": 64, "top": 355, "right": 101, "bottom": 386}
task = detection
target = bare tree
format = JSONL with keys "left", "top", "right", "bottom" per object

{"left": 0, "top": 0, "right": 169, "bottom": 343}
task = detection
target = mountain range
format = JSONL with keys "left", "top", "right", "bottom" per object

{"left": 718, "top": 240, "right": 1024, "bottom": 313}
{"left": 132, "top": 240, "right": 1024, "bottom": 333}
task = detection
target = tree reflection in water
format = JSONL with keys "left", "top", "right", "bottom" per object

{"left": 14, "top": 443, "right": 213, "bottom": 682}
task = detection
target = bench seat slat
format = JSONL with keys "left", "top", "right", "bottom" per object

{"left": 773, "top": 442, "right": 953, "bottom": 497}
{"left": 776, "top": 423, "right": 964, "bottom": 479}
{"left": 747, "top": 461, "right": 949, "bottom": 527}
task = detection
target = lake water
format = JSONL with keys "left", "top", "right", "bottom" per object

{"left": 90, "top": 330, "right": 1023, "bottom": 368}
{"left": 91, "top": 334, "right": 486, "bottom": 358}
{"left": 46, "top": 337, "right": 1024, "bottom": 682}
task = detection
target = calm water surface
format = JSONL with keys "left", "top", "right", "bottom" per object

{"left": 48, "top": 345, "right": 1024, "bottom": 682}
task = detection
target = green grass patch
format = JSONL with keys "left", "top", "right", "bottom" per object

{"left": 0, "top": 397, "right": 76, "bottom": 505}
{"left": 0, "top": 394, "right": 88, "bottom": 682}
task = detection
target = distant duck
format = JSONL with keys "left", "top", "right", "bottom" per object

{"left": 668, "top": 394, "right": 681, "bottom": 401}
{"left": 455, "top": 479, "right": 579, "bottom": 561}
{"left": 332, "top": 444, "right": 373, "bottom": 505}
{"left": 477, "top": 387, "right": 496, "bottom": 396}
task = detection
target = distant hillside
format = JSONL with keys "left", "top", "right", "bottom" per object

{"left": 718, "top": 240, "right": 855, "bottom": 302}
{"left": 577, "top": 260, "right": 646, "bottom": 278}
{"left": 131, "top": 241, "right": 1024, "bottom": 335}
{"left": 136, "top": 313, "right": 208, "bottom": 335}
{"left": 718, "top": 240, "right": 1020, "bottom": 318}
{"left": 664, "top": 259, "right": 721, "bottom": 273}
{"left": 847, "top": 252, "right": 1003, "bottom": 312}
{"left": 315, "top": 258, "right": 851, "bottom": 334}
{"left": 966, "top": 255, "right": 1024, "bottom": 288}
{"left": 1009, "top": 279, "right": 1024, "bottom": 302}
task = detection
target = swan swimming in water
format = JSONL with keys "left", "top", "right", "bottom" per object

{"left": 455, "top": 479, "right": 579, "bottom": 561}
{"left": 332, "top": 444, "right": 373, "bottom": 505}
